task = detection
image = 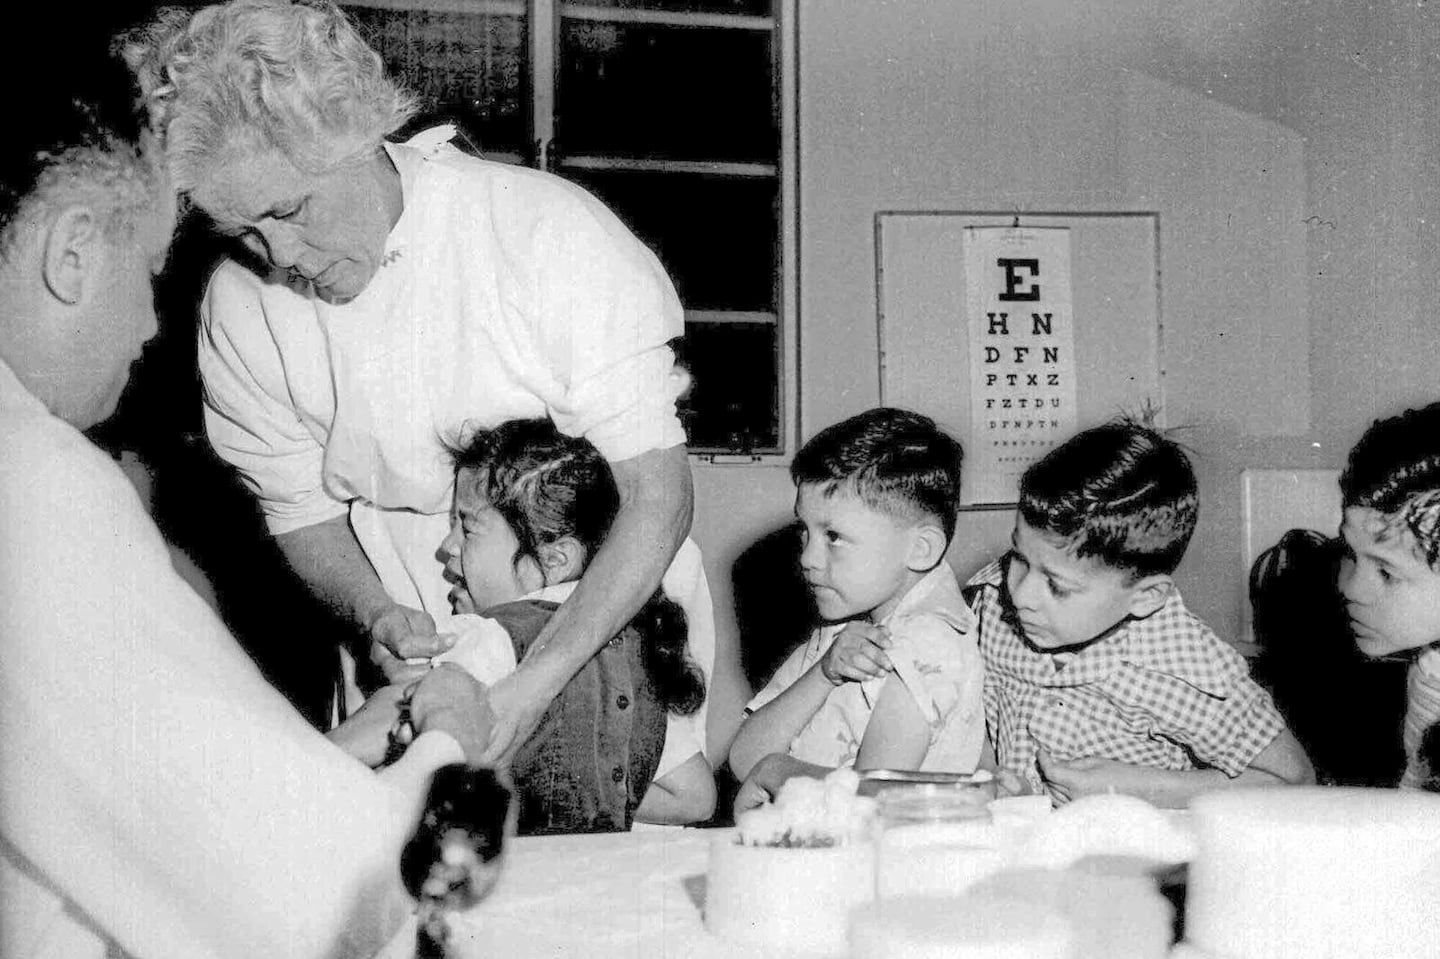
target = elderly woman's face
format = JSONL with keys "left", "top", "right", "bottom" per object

{"left": 193, "top": 147, "right": 401, "bottom": 304}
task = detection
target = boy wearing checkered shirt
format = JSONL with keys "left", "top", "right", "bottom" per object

{"left": 967, "top": 420, "right": 1313, "bottom": 807}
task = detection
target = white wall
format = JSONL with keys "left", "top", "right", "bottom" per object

{"left": 696, "top": 0, "right": 1438, "bottom": 758}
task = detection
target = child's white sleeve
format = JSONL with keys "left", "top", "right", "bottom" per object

{"left": 743, "top": 634, "right": 817, "bottom": 714}
{"left": 431, "top": 614, "right": 518, "bottom": 685}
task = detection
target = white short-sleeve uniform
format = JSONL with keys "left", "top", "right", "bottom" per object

{"left": 744, "top": 562, "right": 985, "bottom": 773}
{"left": 0, "top": 358, "right": 465, "bottom": 959}
{"left": 198, "top": 132, "right": 714, "bottom": 753}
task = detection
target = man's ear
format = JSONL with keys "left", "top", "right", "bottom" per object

{"left": 1126, "top": 574, "right": 1173, "bottom": 620}
{"left": 906, "top": 522, "right": 950, "bottom": 574}
{"left": 42, "top": 205, "right": 104, "bottom": 305}
{"left": 537, "top": 536, "right": 586, "bottom": 586}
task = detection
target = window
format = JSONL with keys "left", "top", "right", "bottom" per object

{"left": 343, "top": 0, "right": 796, "bottom": 457}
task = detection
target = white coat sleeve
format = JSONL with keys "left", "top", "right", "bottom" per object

{"left": 197, "top": 262, "right": 348, "bottom": 535}
{"left": 528, "top": 191, "right": 688, "bottom": 463}
{"left": 0, "top": 415, "right": 454, "bottom": 959}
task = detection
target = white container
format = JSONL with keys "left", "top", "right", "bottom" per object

{"left": 874, "top": 786, "right": 1008, "bottom": 899}
{"left": 705, "top": 832, "right": 875, "bottom": 956}
{"left": 849, "top": 894, "right": 1074, "bottom": 959}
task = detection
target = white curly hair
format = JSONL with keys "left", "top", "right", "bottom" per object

{"left": 120, "top": 0, "right": 417, "bottom": 195}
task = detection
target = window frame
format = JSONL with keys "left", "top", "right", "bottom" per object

{"left": 343, "top": 0, "right": 799, "bottom": 462}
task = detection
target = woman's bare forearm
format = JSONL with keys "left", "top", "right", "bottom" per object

{"left": 274, "top": 514, "right": 392, "bottom": 629}
{"left": 520, "top": 445, "right": 692, "bottom": 685}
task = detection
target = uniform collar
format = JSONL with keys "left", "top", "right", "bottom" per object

{"left": 0, "top": 355, "right": 49, "bottom": 418}
{"left": 520, "top": 580, "right": 579, "bottom": 605}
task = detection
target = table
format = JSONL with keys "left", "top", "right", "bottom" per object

{"left": 381, "top": 827, "right": 786, "bottom": 959}
{"left": 377, "top": 826, "right": 1191, "bottom": 958}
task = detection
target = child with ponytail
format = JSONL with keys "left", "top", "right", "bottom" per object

{"left": 430, "top": 418, "right": 713, "bottom": 833}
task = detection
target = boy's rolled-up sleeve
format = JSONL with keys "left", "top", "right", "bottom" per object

{"left": 1174, "top": 672, "right": 1288, "bottom": 777}
{"left": 860, "top": 613, "right": 985, "bottom": 770}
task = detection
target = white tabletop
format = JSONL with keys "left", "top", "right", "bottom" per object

{"left": 381, "top": 827, "right": 792, "bottom": 959}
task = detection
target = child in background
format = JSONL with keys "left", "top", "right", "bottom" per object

{"left": 432, "top": 419, "right": 714, "bottom": 832}
{"left": 1335, "top": 401, "right": 1440, "bottom": 790}
{"left": 728, "top": 408, "right": 984, "bottom": 812}
{"left": 970, "top": 419, "right": 1312, "bottom": 807}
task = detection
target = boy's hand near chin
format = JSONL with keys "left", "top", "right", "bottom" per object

{"left": 820, "top": 622, "right": 893, "bottom": 685}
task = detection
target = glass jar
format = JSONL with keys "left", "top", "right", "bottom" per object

{"left": 873, "top": 783, "right": 1009, "bottom": 900}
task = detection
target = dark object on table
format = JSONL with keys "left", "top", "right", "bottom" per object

{"left": 401, "top": 765, "right": 514, "bottom": 958}
{"left": 1249, "top": 528, "right": 1409, "bottom": 786}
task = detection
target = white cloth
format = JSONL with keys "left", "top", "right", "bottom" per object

{"left": 745, "top": 562, "right": 985, "bottom": 773}
{"left": 198, "top": 132, "right": 715, "bottom": 754}
{"left": 437, "top": 581, "right": 707, "bottom": 779}
{"left": 0, "top": 357, "right": 465, "bottom": 959}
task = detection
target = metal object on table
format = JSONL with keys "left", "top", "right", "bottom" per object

{"left": 856, "top": 768, "right": 996, "bottom": 798}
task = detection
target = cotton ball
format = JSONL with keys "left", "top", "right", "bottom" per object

{"left": 1014, "top": 794, "right": 1196, "bottom": 869}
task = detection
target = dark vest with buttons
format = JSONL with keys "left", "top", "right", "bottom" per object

{"left": 486, "top": 599, "right": 668, "bottom": 835}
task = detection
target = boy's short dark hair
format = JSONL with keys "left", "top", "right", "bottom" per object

{"left": 790, "top": 407, "right": 964, "bottom": 542}
{"left": 1339, "top": 402, "right": 1440, "bottom": 568}
{"left": 1019, "top": 419, "right": 1197, "bottom": 578}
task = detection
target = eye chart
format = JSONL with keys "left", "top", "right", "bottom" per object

{"left": 876, "top": 212, "right": 1162, "bottom": 507}
{"left": 963, "top": 226, "right": 1077, "bottom": 504}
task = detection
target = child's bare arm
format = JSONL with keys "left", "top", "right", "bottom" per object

{"left": 635, "top": 751, "right": 717, "bottom": 825}
{"left": 1037, "top": 727, "right": 1315, "bottom": 808}
{"left": 728, "top": 623, "right": 892, "bottom": 779}
{"left": 854, "top": 675, "right": 930, "bottom": 771}
{"left": 728, "top": 664, "right": 835, "bottom": 779}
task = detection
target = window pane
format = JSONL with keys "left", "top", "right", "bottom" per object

{"left": 565, "top": 169, "right": 777, "bottom": 312}
{"left": 674, "top": 323, "right": 780, "bottom": 453}
{"left": 344, "top": 6, "right": 529, "bottom": 158}
{"left": 568, "top": 0, "right": 772, "bottom": 14}
{"left": 558, "top": 20, "right": 775, "bottom": 162}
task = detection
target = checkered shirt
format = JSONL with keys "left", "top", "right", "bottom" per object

{"left": 967, "top": 559, "right": 1286, "bottom": 801}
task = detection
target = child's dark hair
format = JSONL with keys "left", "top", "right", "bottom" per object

{"left": 1339, "top": 402, "right": 1440, "bottom": 569}
{"left": 452, "top": 419, "right": 704, "bottom": 715}
{"left": 790, "top": 408, "right": 964, "bottom": 543}
{"left": 1019, "top": 418, "right": 1197, "bottom": 579}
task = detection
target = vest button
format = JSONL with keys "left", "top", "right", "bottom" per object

{"left": 611, "top": 765, "right": 625, "bottom": 783}
{"left": 616, "top": 694, "right": 630, "bottom": 710}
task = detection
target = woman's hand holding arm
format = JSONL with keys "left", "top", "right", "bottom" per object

{"left": 275, "top": 513, "right": 452, "bottom": 683}
{"left": 480, "top": 445, "right": 692, "bottom": 764}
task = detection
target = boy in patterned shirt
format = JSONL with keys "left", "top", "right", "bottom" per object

{"left": 968, "top": 420, "right": 1313, "bottom": 807}
{"left": 729, "top": 408, "right": 984, "bottom": 813}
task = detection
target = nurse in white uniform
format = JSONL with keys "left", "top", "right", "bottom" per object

{"left": 142, "top": 0, "right": 714, "bottom": 769}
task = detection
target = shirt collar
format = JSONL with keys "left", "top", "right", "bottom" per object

{"left": 520, "top": 580, "right": 579, "bottom": 605}
{"left": 0, "top": 355, "right": 48, "bottom": 418}
{"left": 880, "top": 561, "right": 977, "bottom": 634}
